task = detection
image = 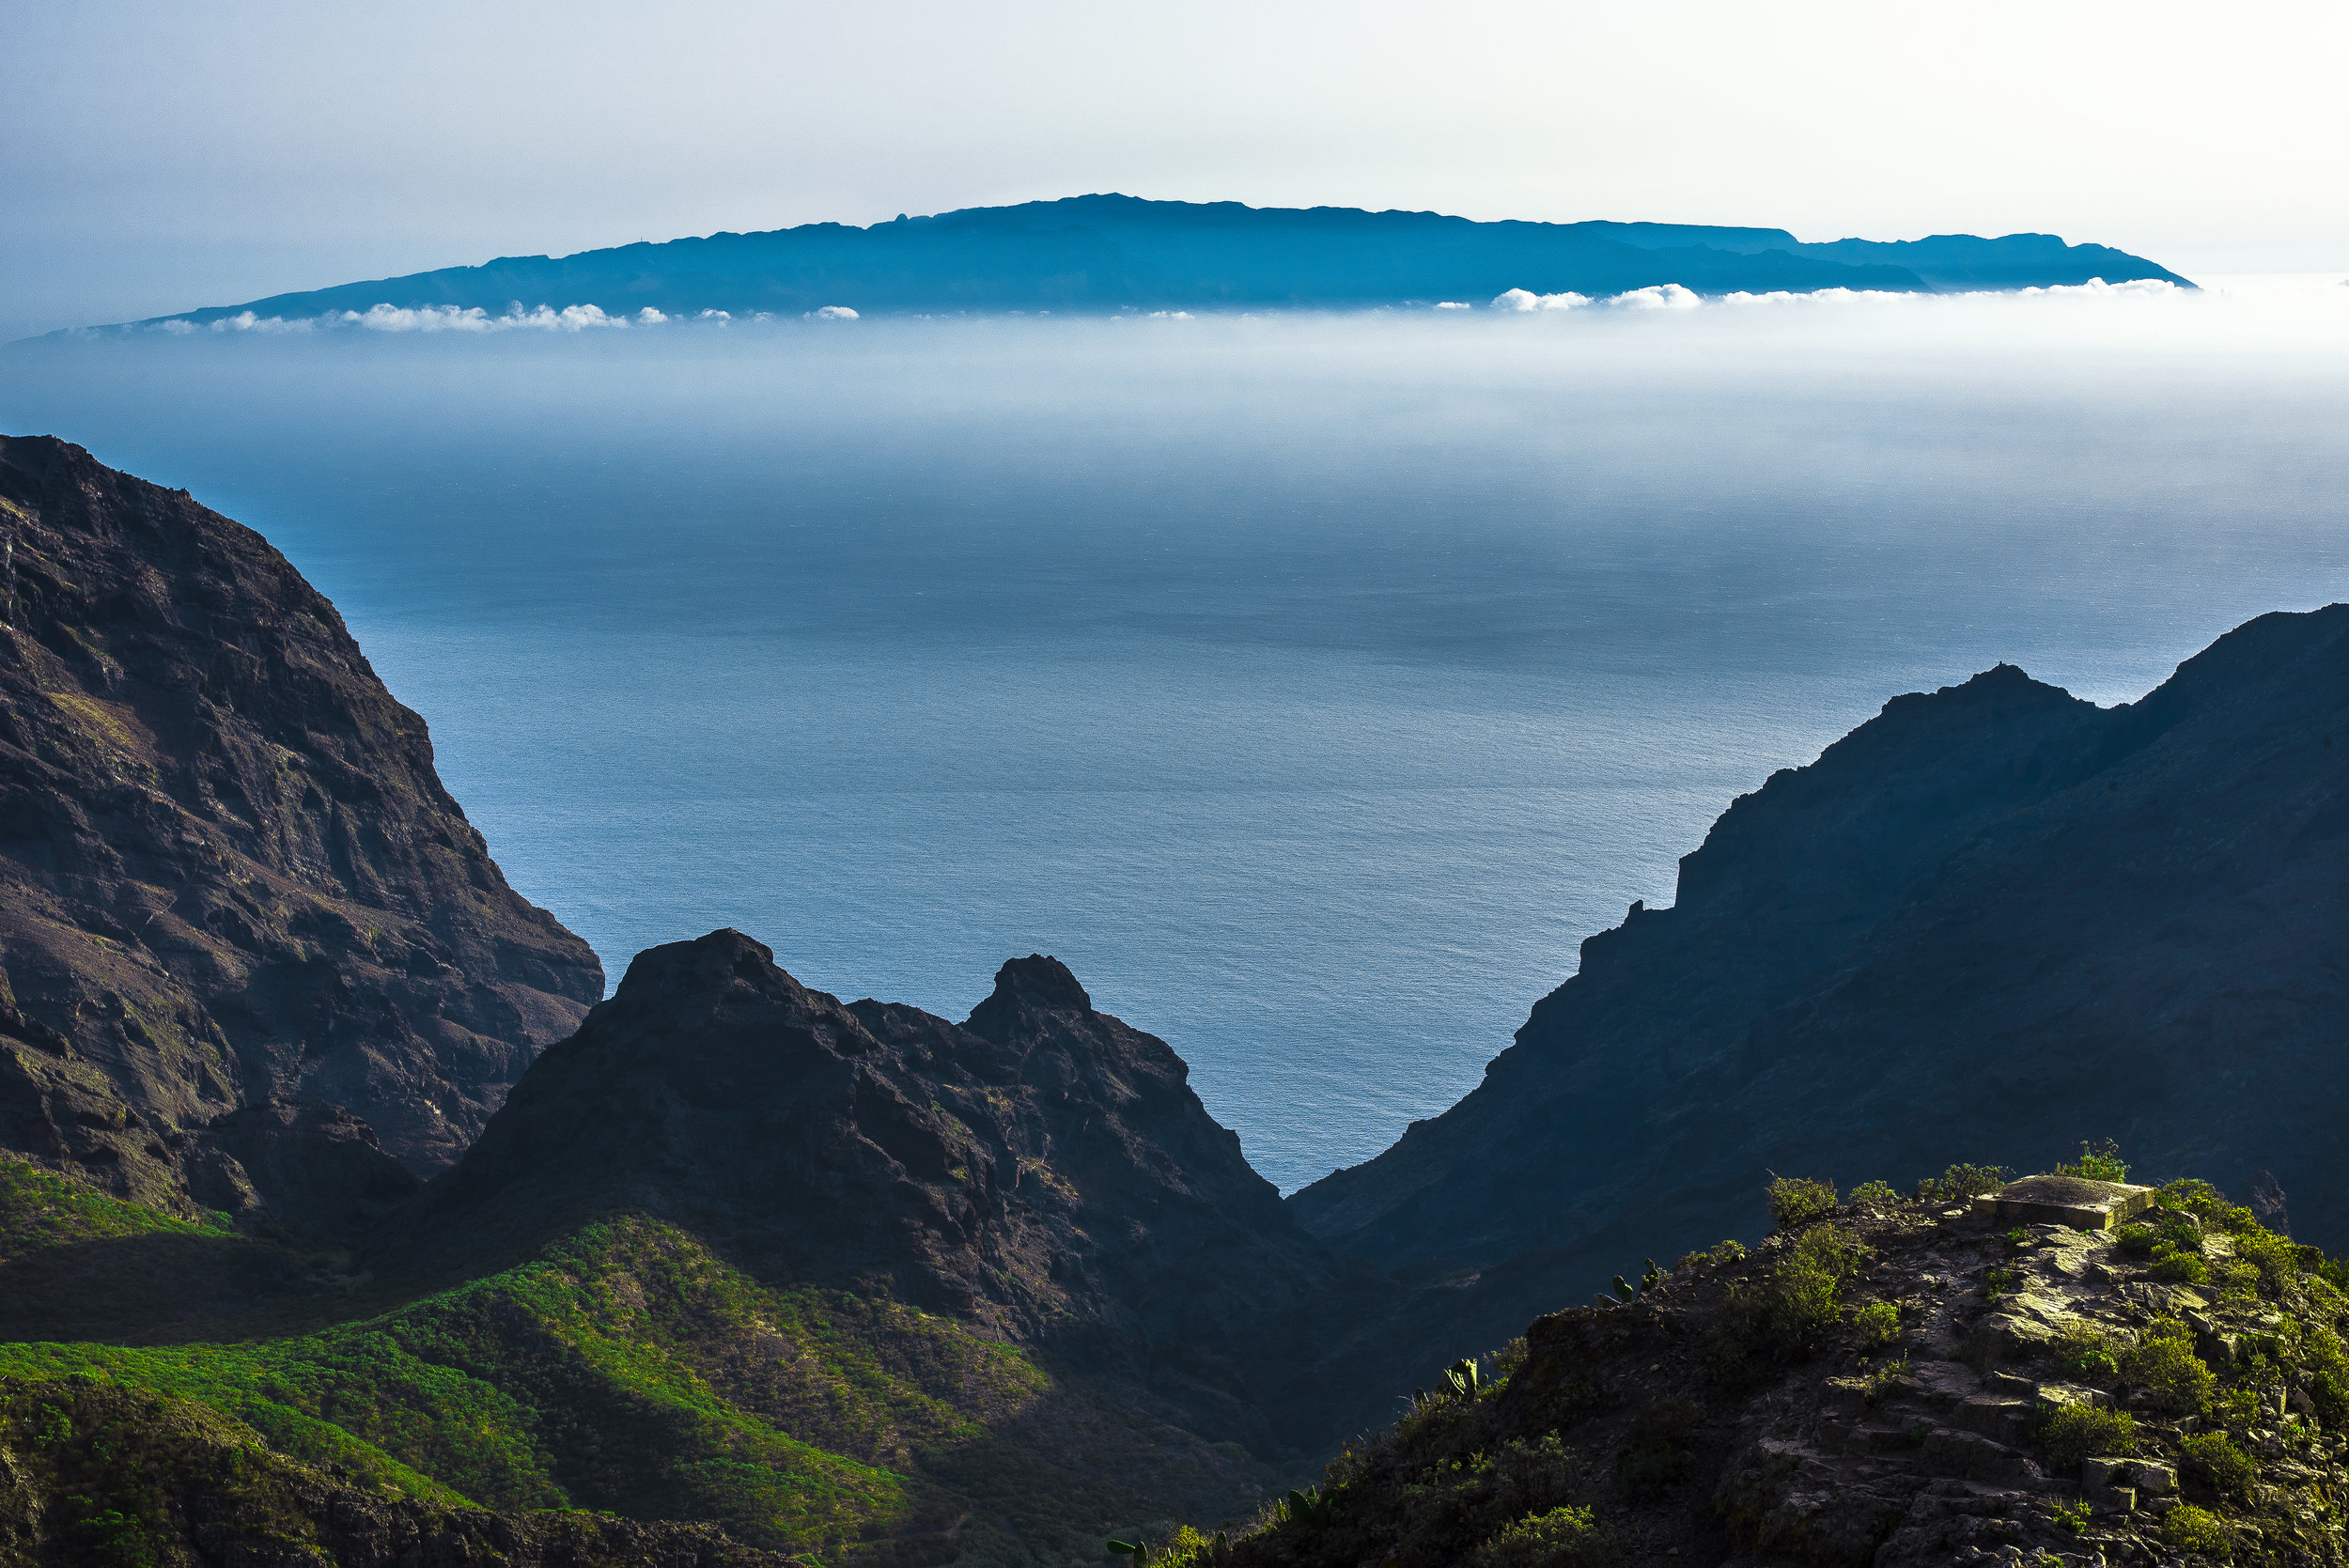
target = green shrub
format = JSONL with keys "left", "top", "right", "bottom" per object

{"left": 2150, "top": 1246, "right": 2211, "bottom": 1284}
{"left": 2158, "top": 1179, "right": 2226, "bottom": 1218}
{"left": 1710, "top": 1226, "right": 1871, "bottom": 1376}
{"left": 2123, "top": 1320, "right": 2217, "bottom": 1412}
{"left": 2182, "top": 1432, "right": 2256, "bottom": 1494}
{"left": 1766, "top": 1177, "right": 1838, "bottom": 1231}
{"left": 2160, "top": 1503, "right": 2233, "bottom": 1559}
{"left": 2209, "top": 1387, "right": 2263, "bottom": 1433}
{"left": 1675, "top": 1239, "right": 1745, "bottom": 1271}
{"left": 2227, "top": 1224, "right": 2304, "bottom": 1296}
{"left": 2052, "top": 1324, "right": 2123, "bottom": 1385}
{"left": 2039, "top": 1404, "right": 2136, "bottom": 1470}
{"left": 1851, "top": 1301, "right": 1900, "bottom": 1350}
{"left": 1472, "top": 1505, "right": 1610, "bottom": 1568}
{"left": 1913, "top": 1163, "right": 2012, "bottom": 1205}
{"left": 1985, "top": 1267, "right": 2025, "bottom": 1303}
{"left": 2209, "top": 1261, "right": 2262, "bottom": 1298}
{"left": 2054, "top": 1141, "right": 2129, "bottom": 1183}
{"left": 2116, "top": 1224, "right": 2157, "bottom": 1256}
{"left": 2051, "top": 1499, "right": 2092, "bottom": 1534}
{"left": 1848, "top": 1180, "right": 1901, "bottom": 1214}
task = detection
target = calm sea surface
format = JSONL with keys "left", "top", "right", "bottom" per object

{"left": 6, "top": 277, "right": 2346, "bottom": 1190}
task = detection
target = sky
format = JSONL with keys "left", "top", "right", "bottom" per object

{"left": 3, "top": 0, "right": 2344, "bottom": 339}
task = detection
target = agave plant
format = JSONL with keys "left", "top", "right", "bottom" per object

{"left": 1444, "top": 1357, "right": 1483, "bottom": 1398}
{"left": 1283, "top": 1485, "right": 1339, "bottom": 1529}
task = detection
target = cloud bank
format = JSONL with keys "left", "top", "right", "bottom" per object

{"left": 132, "top": 274, "right": 2202, "bottom": 339}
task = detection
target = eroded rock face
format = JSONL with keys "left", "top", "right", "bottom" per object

{"left": 0, "top": 435, "right": 602, "bottom": 1214}
{"left": 384, "top": 930, "right": 1346, "bottom": 1437}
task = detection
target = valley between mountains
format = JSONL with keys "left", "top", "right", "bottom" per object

{"left": 3, "top": 432, "right": 2346, "bottom": 1567}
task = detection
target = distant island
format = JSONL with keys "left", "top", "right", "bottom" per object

{"left": 89, "top": 194, "right": 2191, "bottom": 330}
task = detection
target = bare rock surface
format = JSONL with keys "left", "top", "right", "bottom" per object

{"left": 0, "top": 434, "right": 602, "bottom": 1217}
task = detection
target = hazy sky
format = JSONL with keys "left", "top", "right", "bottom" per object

{"left": 4, "top": 0, "right": 2343, "bottom": 338}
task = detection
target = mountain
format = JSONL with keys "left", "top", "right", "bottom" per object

{"left": 101, "top": 195, "right": 2188, "bottom": 329}
{"left": 0, "top": 434, "right": 602, "bottom": 1221}
{"left": 378, "top": 929, "right": 1351, "bottom": 1446}
{"left": 0, "top": 936, "right": 1353, "bottom": 1564}
{"left": 1291, "top": 607, "right": 2349, "bottom": 1402}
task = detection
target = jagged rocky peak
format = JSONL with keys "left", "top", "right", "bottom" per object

{"left": 387, "top": 927, "right": 1338, "bottom": 1423}
{"left": 0, "top": 434, "right": 602, "bottom": 1219}
{"left": 967, "top": 951, "right": 1094, "bottom": 1037}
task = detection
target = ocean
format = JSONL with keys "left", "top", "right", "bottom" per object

{"left": 6, "top": 275, "right": 2346, "bottom": 1191}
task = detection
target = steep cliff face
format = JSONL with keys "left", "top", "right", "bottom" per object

{"left": 1291, "top": 607, "right": 2349, "bottom": 1398}
{"left": 0, "top": 434, "right": 602, "bottom": 1217}
{"left": 385, "top": 929, "right": 1346, "bottom": 1440}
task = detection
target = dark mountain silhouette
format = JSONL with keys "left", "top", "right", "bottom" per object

{"left": 101, "top": 195, "right": 2188, "bottom": 329}
{"left": 1290, "top": 605, "right": 2349, "bottom": 1419}
{"left": 0, "top": 435, "right": 602, "bottom": 1220}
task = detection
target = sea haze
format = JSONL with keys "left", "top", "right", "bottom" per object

{"left": 5, "top": 276, "right": 2346, "bottom": 1191}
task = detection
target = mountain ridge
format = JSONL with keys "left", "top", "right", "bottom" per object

{"left": 72, "top": 194, "right": 2189, "bottom": 332}
{"left": 1287, "top": 602, "right": 2349, "bottom": 1431}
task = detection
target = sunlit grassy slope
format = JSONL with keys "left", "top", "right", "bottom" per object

{"left": 0, "top": 1157, "right": 1268, "bottom": 1565}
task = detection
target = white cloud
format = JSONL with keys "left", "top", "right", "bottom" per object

{"left": 808, "top": 304, "right": 859, "bottom": 320}
{"left": 637, "top": 306, "right": 668, "bottom": 323}
{"left": 1147, "top": 309, "right": 1193, "bottom": 319}
{"left": 1606, "top": 284, "right": 1702, "bottom": 311}
{"left": 698, "top": 309, "right": 732, "bottom": 321}
{"left": 1434, "top": 301, "right": 1471, "bottom": 310}
{"left": 1491, "top": 287, "right": 1592, "bottom": 312}
{"left": 331, "top": 302, "right": 630, "bottom": 332}
{"left": 2015, "top": 277, "right": 2184, "bottom": 301}
{"left": 207, "top": 309, "right": 313, "bottom": 333}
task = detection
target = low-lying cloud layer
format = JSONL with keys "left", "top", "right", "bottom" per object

{"left": 121, "top": 274, "right": 2210, "bottom": 338}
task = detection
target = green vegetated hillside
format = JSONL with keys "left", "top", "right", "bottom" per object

{"left": 1124, "top": 1157, "right": 2349, "bottom": 1568}
{"left": 0, "top": 1155, "right": 1274, "bottom": 1567}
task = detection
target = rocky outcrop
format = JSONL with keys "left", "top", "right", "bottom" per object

{"left": 0, "top": 435, "right": 602, "bottom": 1218}
{"left": 1291, "top": 606, "right": 2349, "bottom": 1406}
{"left": 381, "top": 930, "right": 1350, "bottom": 1444}
{"left": 1203, "top": 1185, "right": 2349, "bottom": 1568}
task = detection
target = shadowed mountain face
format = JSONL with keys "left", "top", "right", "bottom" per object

{"left": 0, "top": 435, "right": 602, "bottom": 1218}
{"left": 113, "top": 194, "right": 2188, "bottom": 328}
{"left": 384, "top": 929, "right": 1347, "bottom": 1443}
{"left": 1292, "top": 605, "right": 2349, "bottom": 1389}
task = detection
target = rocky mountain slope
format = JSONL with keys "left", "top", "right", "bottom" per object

{"left": 0, "top": 434, "right": 603, "bottom": 1218}
{"left": 381, "top": 929, "right": 1354, "bottom": 1453}
{"left": 1292, "top": 607, "right": 2349, "bottom": 1407}
{"left": 1150, "top": 1170, "right": 2349, "bottom": 1568}
{"left": 0, "top": 934, "right": 1357, "bottom": 1564}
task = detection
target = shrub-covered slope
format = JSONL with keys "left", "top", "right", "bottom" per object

{"left": 1294, "top": 606, "right": 2349, "bottom": 1420}
{"left": 1158, "top": 1168, "right": 2349, "bottom": 1568}
{"left": 0, "top": 1151, "right": 1287, "bottom": 1565}
{"left": 0, "top": 435, "right": 603, "bottom": 1213}
{"left": 0, "top": 1374, "right": 796, "bottom": 1567}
